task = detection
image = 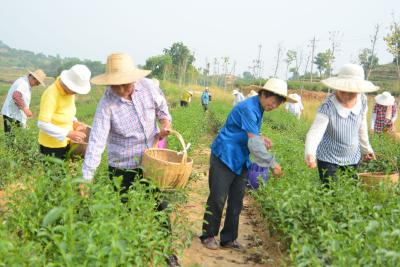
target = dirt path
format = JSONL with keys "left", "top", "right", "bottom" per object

{"left": 178, "top": 144, "right": 286, "bottom": 267}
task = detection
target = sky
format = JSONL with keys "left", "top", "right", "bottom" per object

{"left": 0, "top": 0, "right": 399, "bottom": 79}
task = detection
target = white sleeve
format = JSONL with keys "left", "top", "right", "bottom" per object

{"left": 37, "top": 121, "right": 69, "bottom": 141}
{"left": 371, "top": 112, "right": 376, "bottom": 130}
{"left": 360, "top": 108, "right": 373, "bottom": 154}
{"left": 304, "top": 113, "right": 329, "bottom": 160}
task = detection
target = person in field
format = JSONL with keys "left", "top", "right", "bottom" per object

{"left": 37, "top": 65, "right": 91, "bottom": 159}
{"left": 1, "top": 69, "right": 46, "bottom": 134}
{"left": 232, "top": 89, "right": 245, "bottom": 106}
{"left": 200, "top": 78, "right": 296, "bottom": 251}
{"left": 285, "top": 93, "right": 304, "bottom": 119}
{"left": 305, "top": 64, "right": 378, "bottom": 185}
{"left": 201, "top": 87, "right": 210, "bottom": 111}
{"left": 371, "top": 91, "right": 397, "bottom": 133}
{"left": 80, "top": 53, "right": 178, "bottom": 266}
{"left": 180, "top": 90, "right": 193, "bottom": 107}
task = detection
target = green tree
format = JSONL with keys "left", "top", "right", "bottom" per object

{"left": 313, "top": 50, "right": 332, "bottom": 78}
{"left": 242, "top": 71, "right": 254, "bottom": 81}
{"left": 384, "top": 20, "right": 400, "bottom": 78}
{"left": 358, "top": 48, "right": 379, "bottom": 78}
{"left": 285, "top": 50, "right": 296, "bottom": 79}
{"left": 163, "top": 42, "right": 195, "bottom": 84}
{"left": 144, "top": 54, "right": 173, "bottom": 80}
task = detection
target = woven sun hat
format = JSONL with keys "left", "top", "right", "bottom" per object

{"left": 254, "top": 78, "right": 297, "bottom": 103}
{"left": 188, "top": 90, "right": 193, "bottom": 95}
{"left": 247, "top": 90, "right": 258, "bottom": 97}
{"left": 28, "top": 69, "right": 46, "bottom": 86}
{"left": 60, "top": 64, "right": 91, "bottom": 94}
{"left": 375, "top": 91, "right": 395, "bottom": 106}
{"left": 321, "top": 63, "right": 379, "bottom": 93}
{"left": 91, "top": 53, "right": 151, "bottom": 85}
{"left": 232, "top": 89, "right": 239, "bottom": 95}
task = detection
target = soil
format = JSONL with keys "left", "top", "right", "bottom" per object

{"left": 177, "top": 144, "right": 286, "bottom": 267}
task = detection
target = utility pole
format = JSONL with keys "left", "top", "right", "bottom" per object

{"left": 256, "top": 44, "right": 262, "bottom": 80}
{"left": 309, "top": 37, "right": 317, "bottom": 82}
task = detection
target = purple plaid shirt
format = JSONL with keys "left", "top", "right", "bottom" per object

{"left": 82, "top": 78, "right": 171, "bottom": 181}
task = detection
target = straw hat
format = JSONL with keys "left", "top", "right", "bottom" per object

{"left": 60, "top": 64, "right": 91, "bottom": 94}
{"left": 254, "top": 78, "right": 297, "bottom": 103}
{"left": 91, "top": 53, "right": 151, "bottom": 85}
{"left": 321, "top": 64, "right": 379, "bottom": 93}
{"left": 375, "top": 91, "right": 395, "bottom": 106}
{"left": 232, "top": 89, "right": 239, "bottom": 95}
{"left": 28, "top": 69, "right": 46, "bottom": 86}
{"left": 188, "top": 90, "right": 193, "bottom": 95}
{"left": 247, "top": 90, "right": 258, "bottom": 98}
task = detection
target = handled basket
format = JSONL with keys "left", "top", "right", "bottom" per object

{"left": 69, "top": 126, "right": 91, "bottom": 158}
{"left": 358, "top": 172, "right": 399, "bottom": 187}
{"left": 141, "top": 130, "right": 193, "bottom": 189}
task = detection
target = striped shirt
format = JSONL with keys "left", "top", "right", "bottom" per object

{"left": 82, "top": 78, "right": 171, "bottom": 181}
{"left": 316, "top": 93, "right": 368, "bottom": 165}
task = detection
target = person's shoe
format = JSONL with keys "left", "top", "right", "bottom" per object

{"left": 166, "top": 254, "right": 180, "bottom": 267}
{"left": 220, "top": 240, "right": 246, "bottom": 252}
{"left": 201, "top": 236, "right": 219, "bottom": 250}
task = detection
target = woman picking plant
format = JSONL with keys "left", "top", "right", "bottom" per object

{"left": 305, "top": 64, "right": 379, "bottom": 185}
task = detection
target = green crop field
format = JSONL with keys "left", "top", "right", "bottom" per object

{"left": 0, "top": 78, "right": 400, "bottom": 266}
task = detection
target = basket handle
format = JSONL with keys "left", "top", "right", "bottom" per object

{"left": 153, "top": 129, "right": 188, "bottom": 165}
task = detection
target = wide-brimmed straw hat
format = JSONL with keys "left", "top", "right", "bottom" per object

{"left": 91, "top": 53, "right": 151, "bottom": 85}
{"left": 253, "top": 78, "right": 297, "bottom": 103}
{"left": 375, "top": 91, "right": 395, "bottom": 106}
{"left": 28, "top": 69, "right": 46, "bottom": 86}
{"left": 321, "top": 64, "right": 379, "bottom": 93}
{"left": 60, "top": 64, "right": 91, "bottom": 95}
{"left": 247, "top": 90, "right": 258, "bottom": 98}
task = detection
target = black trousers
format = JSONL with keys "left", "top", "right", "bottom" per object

{"left": 180, "top": 101, "right": 188, "bottom": 107}
{"left": 201, "top": 153, "right": 247, "bottom": 245}
{"left": 202, "top": 103, "right": 208, "bottom": 111}
{"left": 40, "top": 145, "right": 69, "bottom": 160}
{"left": 317, "top": 159, "right": 358, "bottom": 185}
{"left": 108, "top": 166, "right": 170, "bottom": 230}
{"left": 3, "top": 115, "right": 22, "bottom": 134}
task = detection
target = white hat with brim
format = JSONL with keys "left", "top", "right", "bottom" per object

{"left": 28, "top": 69, "right": 46, "bottom": 86}
{"left": 375, "top": 91, "right": 395, "bottom": 106}
{"left": 91, "top": 53, "right": 151, "bottom": 85}
{"left": 253, "top": 78, "right": 297, "bottom": 103}
{"left": 232, "top": 89, "right": 239, "bottom": 95}
{"left": 321, "top": 64, "right": 379, "bottom": 93}
{"left": 60, "top": 64, "right": 91, "bottom": 95}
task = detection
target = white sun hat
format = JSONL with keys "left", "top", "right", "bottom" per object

{"left": 188, "top": 90, "right": 193, "bottom": 95}
{"left": 60, "top": 64, "right": 91, "bottom": 94}
{"left": 232, "top": 89, "right": 239, "bottom": 95}
{"left": 254, "top": 78, "right": 297, "bottom": 103}
{"left": 321, "top": 63, "right": 379, "bottom": 93}
{"left": 375, "top": 91, "right": 395, "bottom": 106}
{"left": 289, "top": 93, "right": 301, "bottom": 102}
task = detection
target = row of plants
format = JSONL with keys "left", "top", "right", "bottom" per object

{"left": 0, "top": 82, "right": 224, "bottom": 266}
{"left": 253, "top": 110, "right": 400, "bottom": 266}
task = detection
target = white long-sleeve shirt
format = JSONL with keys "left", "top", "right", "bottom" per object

{"left": 305, "top": 94, "right": 373, "bottom": 163}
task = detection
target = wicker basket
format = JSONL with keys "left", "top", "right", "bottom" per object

{"left": 358, "top": 172, "right": 399, "bottom": 187}
{"left": 141, "top": 130, "right": 193, "bottom": 189}
{"left": 69, "top": 126, "right": 91, "bottom": 158}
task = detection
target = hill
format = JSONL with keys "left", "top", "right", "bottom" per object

{"left": 0, "top": 40, "right": 105, "bottom": 78}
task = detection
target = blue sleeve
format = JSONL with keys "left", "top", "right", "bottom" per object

{"left": 240, "top": 107, "right": 259, "bottom": 135}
